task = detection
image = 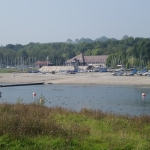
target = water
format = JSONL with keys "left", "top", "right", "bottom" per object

{"left": 0, "top": 84, "right": 150, "bottom": 116}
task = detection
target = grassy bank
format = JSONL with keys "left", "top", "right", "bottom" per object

{"left": 0, "top": 103, "right": 150, "bottom": 149}
{"left": 0, "top": 68, "right": 38, "bottom": 73}
{"left": 0, "top": 68, "right": 19, "bottom": 73}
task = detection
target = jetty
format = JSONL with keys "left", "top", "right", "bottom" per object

{"left": 0, "top": 82, "right": 45, "bottom": 87}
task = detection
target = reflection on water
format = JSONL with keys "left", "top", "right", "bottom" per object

{"left": 0, "top": 84, "right": 150, "bottom": 116}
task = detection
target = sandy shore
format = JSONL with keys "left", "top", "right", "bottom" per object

{"left": 0, "top": 72, "right": 150, "bottom": 85}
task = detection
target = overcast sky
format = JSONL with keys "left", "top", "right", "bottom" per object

{"left": 0, "top": 0, "right": 150, "bottom": 46}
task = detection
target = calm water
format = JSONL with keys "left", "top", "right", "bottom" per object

{"left": 0, "top": 84, "right": 150, "bottom": 116}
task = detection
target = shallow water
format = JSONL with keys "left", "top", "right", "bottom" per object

{"left": 0, "top": 84, "right": 150, "bottom": 116}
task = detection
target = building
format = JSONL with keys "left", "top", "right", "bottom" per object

{"left": 65, "top": 53, "right": 108, "bottom": 67}
{"left": 35, "top": 61, "right": 52, "bottom": 68}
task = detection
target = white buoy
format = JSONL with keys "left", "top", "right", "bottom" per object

{"left": 33, "top": 92, "right": 36, "bottom": 97}
{"left": 33, "top": 92, "right": 36, "bottom": 101}
{"left": 142, "top": 93, "right": 146, "bottom": 96}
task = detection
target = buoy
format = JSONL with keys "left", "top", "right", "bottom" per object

{"left": 142, "top": 93, "right": 146, "bottom": 96}
{"left": 33, "top": 92, "right": 36, "bottom": 97}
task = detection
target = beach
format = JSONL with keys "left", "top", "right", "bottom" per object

{"left": 0, "top": 72, "right": 150, "bottom": 85}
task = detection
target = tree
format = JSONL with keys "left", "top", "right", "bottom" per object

{"left": 6, "top": 44, "right": 15, "bottom": 50}
{"left": 66, "top": 39, "right": 73, "bottom": 43}
{"left": 122, "top": 35, "right": 128, "bottom": 40}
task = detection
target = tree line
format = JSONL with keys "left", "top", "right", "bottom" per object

{"left": 0, "top": 36, "right": 150, "bottom": 68}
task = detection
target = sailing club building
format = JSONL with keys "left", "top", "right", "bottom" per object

{"left": 65, "top": 53, "right": 108, "bottom": 67}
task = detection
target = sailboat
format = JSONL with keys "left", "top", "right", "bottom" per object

{"left": 112, "top": 65, "right": 125, "bottom": 76}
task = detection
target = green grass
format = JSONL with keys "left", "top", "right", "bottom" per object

{"left": 0, "top": 103, "right": 150, "bottom": 149}
{"left": 0, "top": 68, "right": 20, "bottom": 73}
{"left": 0, "top": 68, "right": 37, "bottom": 73}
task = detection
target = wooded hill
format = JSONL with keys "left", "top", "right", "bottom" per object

{"left": 0, "top": 36, "right": 150, "bottom": 68}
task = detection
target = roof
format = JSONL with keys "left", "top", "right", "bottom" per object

{"left": 66, "top": 53, "right": 85, "bottom": 63}
{"left": 84, "top": 55, "right": 108, "bottom": 63}
{"left": 35, "top": 61, "right": 52, "bottom": 65}
{"left": 66, "top": 53, "right": 108, "bottom": 63}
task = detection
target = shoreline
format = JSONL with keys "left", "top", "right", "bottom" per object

{"left": 0, "top": 72, "right": 150, "bottom": 86}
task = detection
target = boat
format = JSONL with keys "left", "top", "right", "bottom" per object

{"left": 66, "top": 70, "right": 76, "bottom": 74}
{"left": 142, "top": 70, "right": 150, "bottom": 76}
{"left": 113, "top": 68, "right": 124, "bottom": 76}
{"left": 127, "top": 69, "right": 137, "bottom": 76}
{"left": 99, "top": 67, "right": 107, "bottom": 72}
{"left": 113, "top": 70, "right": 124, "bottom": 76}
{"left": 137, "top": 68, "right": 147, "bottom": 76}
{"left": 77, "top": 69, "right": 87, "bottom": 73}
{"left": 0, "top": 91, "right": 2, "bottom": 97}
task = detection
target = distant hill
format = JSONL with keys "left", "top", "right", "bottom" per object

{"left": 66, "top": 36, "right": 118, "bottom": 43}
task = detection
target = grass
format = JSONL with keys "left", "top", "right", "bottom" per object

{"left": 0, "top": 68, "right": 37, "bottom": 73}
{"left": 0, "top": 103, "right": 150, "bottom": 149}
{"left": 0, "top": 68, "right": 20, "bottom": 73}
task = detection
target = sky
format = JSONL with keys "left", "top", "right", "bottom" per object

{"left": 0, "top": 0, "right": 150, "bottom": 46}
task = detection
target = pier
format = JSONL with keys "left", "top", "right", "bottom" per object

{"left": 0, "top": 82, "right": 45, "bottom": 87}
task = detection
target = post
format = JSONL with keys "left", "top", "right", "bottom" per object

{"left": 46, "top": 56, "right": 49, "bottom": 66}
